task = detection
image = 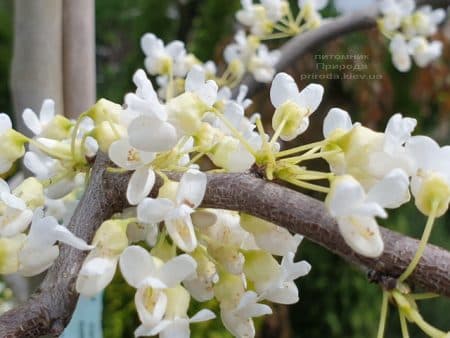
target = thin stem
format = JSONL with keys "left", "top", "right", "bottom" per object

{"left": 280, "top": 149, "right": 338, "bottom": 164}
{"left": 275, "top": 140, "right": 327, "bottom": 158}
{"left": 399, "top": 202, "right": 438, "bottom": 282}
{"left": 410, "top": 293, "right": 439, "bottom": 301}
{"left": 282, "top": 176, "right": 330, "bottom": 193}
{"left": 407, "top": 309, "right": 446, "bottom": 337}
{"left": 187, "top": 152, "right": 205, "bottom": 166}
{"left": 269, "top": 117, "right": 287, "bottom": 147}
{"left": 377, "top": 291, "right": 389, "bottom": 338}
{"left": 399, "top": 311, "right": 410, "bottom": 338}
{"left": 260, "top": 32, "right": 293, "bottom": 40}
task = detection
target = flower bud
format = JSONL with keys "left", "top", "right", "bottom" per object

{"left": 167, "top": 93, "right": 210, "bottom": 135}
{"left": 413, "top": 173, "right": 450, "bottom": 217}
{"left": 0, "top": 234, "right": 26, "bottom": 274}
{"left": 88, "top": 99, "right": 122, "bottom": 124}
{"left": 93, "top": 220, "right": 129, "bottom": 256}
{"left": 13, "top": 178, "right": 44, "bottom": 209}
{"left": 90, "top": 121, "right": 126, "bottom": 153}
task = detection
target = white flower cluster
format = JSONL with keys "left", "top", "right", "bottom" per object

{"left": 378, "top": 0, "right": 446, "bottom": 72}
{"left": 0, "top": 104, "right": 94, "bottom": 277}
{"left": 140, "top": 30, "right": 280, "bottom": 101}
{"left": 0, "top": 2, "right": 448, "bottom": 336}
{"left": 322, "top": 108, "right": 450, "bottom": 257}
{"left": 236, "top": 0, "right": 329, "bottom": 36}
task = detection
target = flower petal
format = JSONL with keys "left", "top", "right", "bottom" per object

{"left": 185, "top": 65, "right": 204, "bottom": 92}
{"left": 39, "top": 99, "right": 55, "bottom": 125}
{"left": 158, "top": 254, "right": 197, "bottom": 287}
{"left": 190, "top": 309, "right": 216, "bottom": 323}
{"left": 294, "top": 83, "right": 324, "bottom": 114}
{"left": 53, "top": 225, "right": 93, "bottom": 250}
{"left": 367, "top": 168, "right": 410, "bottom": 208}
{"left": 127, "top": 167, "right": 156, "bottom": 205}
{"left": 338, "top": 215, "right": 384, "bottom": 258}
{"left": 323, "top": 108, "right": 352, "bottom": 138}
{"left": 326, "top": 175, "right": 366, "bottom": 217}
{"left": 119, "top": 245, "right": 158, "bottom": 288}
{"left": 165, "top": 214, "right": 197, "bottom": 252}
{"left": 22, "top": 109, "right": 42, "bottom": 135}
{"left": 270, "top": 73, "right": 299, "bottom": 108}
{"left": 129, "top": 115, "right": 178, "bottom": 153}
{"left": 0, "top": 113, "right": 12, "bottom": 134}
{"left": 176, "top": 169, "right": 207, "bottom": 208}
{"left": 137, "top": 197, "right": 174, "bottom": 224}
{"left": 76, "top": 255, "right": 118, "bottom": 297}
{"left": 109, "top": 138, "right": 155, "bottom": 170}
{"left": 281, "top": 252, "right": 311, "bottom": 281}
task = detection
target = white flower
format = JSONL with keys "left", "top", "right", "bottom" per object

{"left": 326, "top": 175, "right": 386, "bottom": 257}
{"left": 23, "top": 150, "right": 78, "bottom": 199}
{"left": 390, "top": 34, "right": 412, "bottom": 72}
{"left": 119, "top": 246, "right": 197, "bottom": 329}
{"left": 240, "top": 214, "right": 303, "bottom": 256}
{"left": 323, "top": 109, "right": 415, "bottom": 188}
{"left": 221, "top": 291, "right": 272, "bottom": 338}
{"left": 0, "top": 113, "right": 27, "bottom": 174}
{"left": 378, "top": 0, "right": 415, "bottom": 32}
{"left": 137, "top": 169, "right": 207, "bottom": 252}
{"left": 134, "top": 285, "right": 215, "bottom": 338}
{"left": 249, "top": 45, "right": 281, "bottom": 83}
{"left": 141, "top": 33, "right": 186, "bottom": 76}
{"left": 22, "top": 99, "right": 55, "bottom": 136}
{"left": 19, "top": 209, "right": 93, "bottom": 276}
{"left": 326, "top": 170, "right": 409, "bottom": 257}
{"left": 408, "top": 37, "right": 442, "bottom": 68}
{"left": 185, "top": 65, "right": 218, "bottom": 107}
{"left": 0, "top": 179, "right": 33, "bottom": 237}
{"left": 236, "top": 0, "right": 272, "bottom": 36}
{"left": 124, "top": 70, "right": 178, "bottom": 153}
{"left": 261, "top": 0, "right": 287, "bottom": 21}
{"left": 259, "top": 252, "right": 311, "bottom": 304}
{"left": 404, "top": 5, "right": 446, "bottom": 37}
{"left": 368, "top": 113, "right": 416, "bottom": 179}
{"left": 76, "top": 219, "right": 130, "bottom": 297}
{"left": 322, "top": 107, "right": 355, "bottom": 139}
{"left": 77, "top": 255, "right": 118, "bottom": 297}
{"left": 208, "top": 135, "right": 256, "bottom": 172}
{"left": 108, "top": 137, "right": 157, "bottom": 205}
{"left": 405, "top": 136, "right": 450, "bottom": 217}
{"left": 270, "top": 72, "right": 324, "bottom": 141}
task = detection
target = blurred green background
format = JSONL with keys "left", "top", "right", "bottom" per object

{"left": 0, "top": 0, "right": 449, "bottom": 337}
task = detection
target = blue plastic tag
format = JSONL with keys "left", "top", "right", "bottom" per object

{"left": 61, "top": 293, "right": 103, "bottom": 338}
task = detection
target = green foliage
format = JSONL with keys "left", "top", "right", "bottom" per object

{"left": 189, "top": 0, "right": 240, "bottom": 62}
{"left": 0, "top": 0, "right": 12, "bottom": 114}
{"left": 95, "top": 0, "right": 179, "bottom": 102}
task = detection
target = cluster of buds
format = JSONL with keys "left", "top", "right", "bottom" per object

{"left": 378, "top": 0, "right": 446, "bottom": 72}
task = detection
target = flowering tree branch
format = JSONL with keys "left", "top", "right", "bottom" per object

{"left": 0, "top": 152, "right": 448, "bottom": 337}
{"left": 240, "top": 0, "right": 450, "bottom": 97}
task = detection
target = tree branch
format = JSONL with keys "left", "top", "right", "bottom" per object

{"left": 238, "top": 0, "right": 450, "bottom": 97}
{"left": 0, "top": 153, "right": 126, "bottom": 337}
{"left": 0, "top": 159, "right": 449, "bottom": 336}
